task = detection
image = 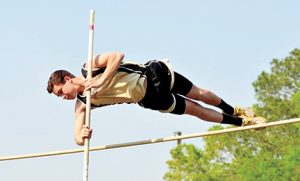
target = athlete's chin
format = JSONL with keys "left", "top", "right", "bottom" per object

{"left": 66, "top": 96, "right": 76, "bottom": 100}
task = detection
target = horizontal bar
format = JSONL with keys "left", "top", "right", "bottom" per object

{"left": 1, "top": 118, "right": 299, "bottom": 161}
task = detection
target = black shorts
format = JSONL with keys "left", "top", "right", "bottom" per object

{"left": 138, "top": 60, "right": 193, "bottom": 114}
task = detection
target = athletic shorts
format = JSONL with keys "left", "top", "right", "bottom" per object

{"left": 138, "top": 60, "right": 193, "bottom": 114}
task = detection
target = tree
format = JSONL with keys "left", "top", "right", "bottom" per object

{"left": 252, "top": 49, "right": 300, "bottom": 121}
{"left": 291, "top": 90, "right": 300, "bottom": 117}
{"left": 164, "top": 49, "right": 300, "bottom": 181}
{"left": 163, "top": 144, "right": 205, "bottom": 181}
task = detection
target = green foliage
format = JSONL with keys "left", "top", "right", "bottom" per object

{"left": 291, "top": 90, "right": 300, "bottom": 116}
{"left": 252, "top": 49, "right": 300, "bottom": 121}
{"left": 164, "top": 49, "right": 300, "bottom": 181}
{"left": 280, "top": 145, "right": 300, "bottom": 180}
{"left": 163, "top": 144, "right": 205, "bottom": 181}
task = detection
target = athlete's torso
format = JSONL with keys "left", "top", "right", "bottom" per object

{"left": 77, "top": 61, "right": 147, "bottom": 107}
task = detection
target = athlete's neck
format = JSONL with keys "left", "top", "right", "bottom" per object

{"left": 71, "top": 76, "right": 86, "bottom": 93}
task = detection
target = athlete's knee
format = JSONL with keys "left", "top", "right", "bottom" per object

{"left": 184, "top": 99, "right": 202, "bottom": 115}
{"left": 191, "top": 86, "right": 211, "bottom": 99}
{"left": 199, "top": 88, "right": 211, "bottom": 97}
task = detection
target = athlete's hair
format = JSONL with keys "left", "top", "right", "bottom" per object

{"left": 47, "top": 70, "right": 75, "bottom": 94}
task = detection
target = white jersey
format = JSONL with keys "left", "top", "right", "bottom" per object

{"left": 77, "top": 61, "right": 147, "bottom": 107}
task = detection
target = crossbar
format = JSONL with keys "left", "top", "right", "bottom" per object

{"left": 1, "top": 118, "right": 300, "bottom": 161}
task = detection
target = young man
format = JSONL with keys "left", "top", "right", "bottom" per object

{"left": 47, "top": 52, "right": 265, "bottom": 146}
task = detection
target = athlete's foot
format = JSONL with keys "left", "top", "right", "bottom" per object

{"left": 242, "top": 116, "right": 266, "bottom": 130}
{"left": 234, "top": 106, "right": 256, "bottom": 118}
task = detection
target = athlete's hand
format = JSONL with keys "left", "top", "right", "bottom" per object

{"left": 81, "top": 125, "right": 93, "bottom": 139}
{"left": 84, "top": 78, "right": 104, "bottom": 91}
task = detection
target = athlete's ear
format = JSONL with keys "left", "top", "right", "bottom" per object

{"left": 64, "top": 76, "right": 72, "bottom": 82}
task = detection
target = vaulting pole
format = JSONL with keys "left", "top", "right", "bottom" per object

{"left": 83, "top": 10, "right": 95, "bottom": 181}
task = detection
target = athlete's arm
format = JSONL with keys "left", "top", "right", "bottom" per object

{"left": 84, "top": 52, "right": 124, "bottom": 90}
{"left": 74, "top": 99, "right": 93, "bottom": 146}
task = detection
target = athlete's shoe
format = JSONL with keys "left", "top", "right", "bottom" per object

{"left": 234, "top": 106, "right": 256, "bottom": 118}
{"left": 242, "top": 116, "right": 266, "bottom": 130}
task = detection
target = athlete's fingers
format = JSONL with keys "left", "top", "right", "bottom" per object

{"left": 81, "top": 127, "right": 92, "bottom": 139}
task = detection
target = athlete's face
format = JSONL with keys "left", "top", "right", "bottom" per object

{"left": 53, "top": 77, "right": 77, "bottom": 100}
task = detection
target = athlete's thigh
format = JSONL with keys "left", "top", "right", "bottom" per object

{"left": 171, "top": 72, "right": 193, "bottom": 95}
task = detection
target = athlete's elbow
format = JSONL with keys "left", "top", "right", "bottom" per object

{"left": 115, "top": 52, "right": 124, "bottom": 61}
{"left": 76, "top": 141, "right": 84, "bottom": 146}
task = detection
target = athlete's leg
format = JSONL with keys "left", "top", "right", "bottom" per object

{"left": 184, "top": 98, "right": 222, "bottom": 123}
{"left": 183, "top": 98, "right": 243, "bottom": 125}
{"left": 171, "top": 72, "right": 234, "bottom": 114}
{"left": 185, "top": 85, "right": 222, "bottom": 107}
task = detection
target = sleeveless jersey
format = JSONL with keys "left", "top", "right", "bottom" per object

{"left": 77, "top": 61, "right": 147, "bottom": 107}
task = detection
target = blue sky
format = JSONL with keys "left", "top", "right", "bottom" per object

{"left": 1, "top": 1, "right": 300, "bottom": 180}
